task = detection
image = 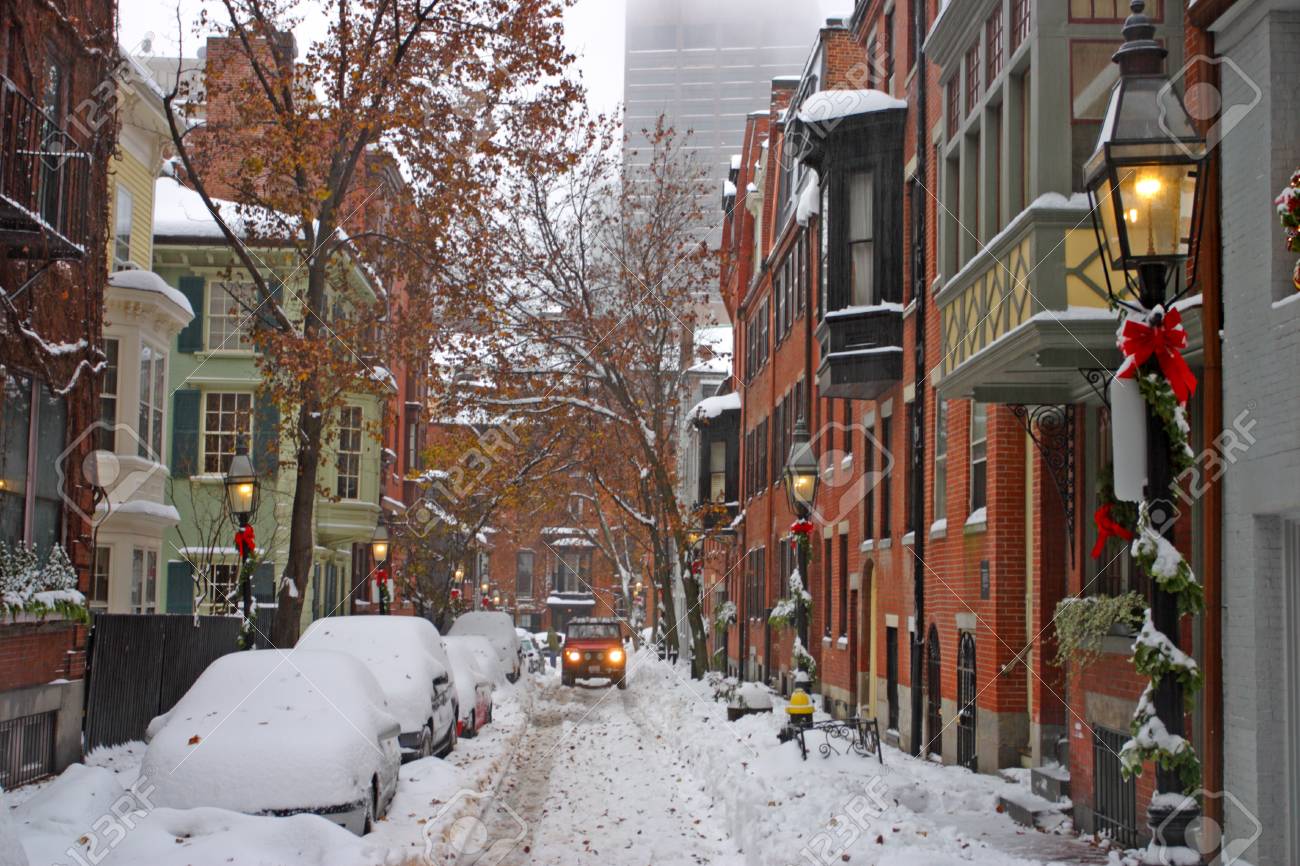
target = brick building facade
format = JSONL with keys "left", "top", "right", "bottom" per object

{"left": 715, "top": 0, "right": 1224, "bottom": 850}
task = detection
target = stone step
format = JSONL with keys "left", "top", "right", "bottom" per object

{"left": 1031, "top": 763, "right": 1071, "bottom": 801}
{"left": 998, "top": 788, "right": 1072, "bottom": 833}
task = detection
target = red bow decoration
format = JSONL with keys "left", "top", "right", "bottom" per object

{"left": 375, "top": 567, "right": 389, "bottom": 586}
{"left": 790, "top": 519, "right": 814, "bottom": 535}
{"left": 1090, "top": 503, "right": 1135, "bottom": 560}
{"left": 1116, "top": 307, "right": 1197, "bottom": 405}
{"left": 690, "top": 560, "right": 702, "bottom": 575}
{"left": 234, "top": 525, "right": 256, "bottom": 558}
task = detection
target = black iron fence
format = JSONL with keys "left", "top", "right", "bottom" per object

{"left": 1093, "top": 725, "right": 1141, "bottom": 848}
{"left": 0, "top": 710, "right": 56, "bottom": 788}
{"left": 83, "top": 612, "right": 276, "bottom": 752}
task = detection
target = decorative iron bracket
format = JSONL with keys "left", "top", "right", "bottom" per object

{"left": 1078, "top": 368, "right": 1113, "bottom": 410}
{"left": 1008, "top": 404, "right": 1077, "bottom": 564}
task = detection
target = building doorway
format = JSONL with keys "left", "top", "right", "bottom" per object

{"left": 957, "top": 631, "right": 977, "bottom": 771}
{"left": 926, "top": 624, "right": 942, "bottom": 758}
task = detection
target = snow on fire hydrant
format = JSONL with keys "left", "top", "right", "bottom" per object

{"left": 778, "top": 688, "right": 815, "bottom": 743}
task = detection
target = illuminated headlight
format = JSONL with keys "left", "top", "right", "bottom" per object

{"left": 607, "top": 648, "right": 624, "bottom": 664}
{"left": 566, "top": 650, "right": 581, "bottom": 663}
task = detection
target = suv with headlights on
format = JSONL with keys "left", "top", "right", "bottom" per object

{"left": 562, "top": 618, "right": 627, "bottom": 688}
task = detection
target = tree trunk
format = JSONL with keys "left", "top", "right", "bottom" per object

{"left": 270, "top": 395, "right": 322, "bottom": 648}
{"left": 680, "top": 569, "right": 710, "bottom": 678}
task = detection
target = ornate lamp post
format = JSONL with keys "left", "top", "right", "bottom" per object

{"left": 223, "top": 440, "right": 259, "bottom": 642}
{"left": 783, "top": 414, "right": 819, "bottom": 687}
{"left": 371, "top": 521, "right": 390, "bottom": 615}
{"left": 1084, "top": 2, "right": 1207, "bottom": 856}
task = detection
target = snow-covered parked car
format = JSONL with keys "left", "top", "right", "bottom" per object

{"left": 141, "top": 649, "right": 401, "bottom": 835}
{"left": 516, "top": 628, "right": 544, "bottom": 674}
{"left": 297, "top": 615, "right": 458, "bottom": 761}
{"left": 448, "top": 611, "right": 521, "bottom": 681}
{"left": 443, "top": 636, "right": 494, "bottom": 737}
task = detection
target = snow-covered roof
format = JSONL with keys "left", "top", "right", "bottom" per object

{"left": 797, "top": 89, "right": 908, "bottom": 124}
{"left": 108, "top": 268, "right": 195, "bottom": 318}
{"left": 730, "top": 154, "right": 742, "bottom": 171}
{"left": 692, "top": 392, "right": 741, "bottom": 420}
{"left": 153, "top": 176, "right": 296, "bottom": 242}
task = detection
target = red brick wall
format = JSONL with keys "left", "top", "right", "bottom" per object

{"left": 0, "top": 623, "right": 88, "bottom": 692}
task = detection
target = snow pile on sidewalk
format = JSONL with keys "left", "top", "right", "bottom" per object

{"left": 628, "top": 653, "right": 1102, "bottom": 866}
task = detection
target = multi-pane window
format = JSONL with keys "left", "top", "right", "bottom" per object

{"left": 202, "top": 392, "right": 253, "bottom": 474}
{"left": 848, "top": 171, "right": 875, "bottom": 306}
{"left": 838, "top": 534, "right": 849, "bottom": 637}
{"left": 709, "top": 441, "right": 726, "bottom": 502}
{"left": 557, "top": 549, "right": 591, "bottom": 593}
{"left": 130, "top": 548, "right": 158, "bottom": 614}
{"left": 205, "top": 563, "right": 240, "bottom": 614}
{"left": 880, "top": 413, "right": 893, "bottom": 538}
{"left": 986, "top": 8, "right": 1003, "bottom": 82}
{"left": 99, "top": 338, "right": 119, "bottom": 451}
{"left": 884, "top": 11, "right": 895, "bottom": 87}
{"left": 1070, "top": 0, "right": 1159, "bottom": 20}
{"left": 933, "top": 399, "right": 949, "bottom": 522}
{"left": 114, "top": 185, "right": 133, "bottom": 267}
{"left": 756, "top": 419, "right": 769, "bottom": 489}
{"left": 822, "top": 537, "right": 833, "bottom": 636}
{"left": 946, "top": 78, "right": 959, "bottom": 138}
{"left": 1011, "top": 0, "right": 1031, "bottom": 51}
{"left": 965, "top": 43, "right": 981, "bottom": 116}
{"left": 90, "top": 547, "right": 110, "bottom": 611}
{"left": 516, "top": 550, "right": 535, "bottom": 598}
{"left": 0, "top": 372, "right": 67, "bottom": 556}
{"left": 137, "top": 344, "right": 166, "bottom": 460}
{"left": 904, "top": 402, "right": 915, "bottom": 534}
{"left": 337, "top": 405, "right": 363, "bottom": 499}
{"left": 970, "top": 402, "right": 988, "bottom": 512}
{"left": 207, "top": 282, "right": 257, "bottom": 351}
{"left": 745, "top": 300, "right": 770, "bottom": 382}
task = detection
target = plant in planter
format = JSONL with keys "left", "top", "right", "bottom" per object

{"left": 1053, "top": 591, "right": 1145, "bottom": 673}
{"left": 0, "top": 542, "right": 88, "bottom": 622}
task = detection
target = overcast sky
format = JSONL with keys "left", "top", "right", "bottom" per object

{"left": 119, "top": 0, "right": 849, "bottom": 116}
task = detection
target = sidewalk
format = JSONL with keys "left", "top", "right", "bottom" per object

{"left": 627, "top": 653, "right": 1117, "bottom": 866}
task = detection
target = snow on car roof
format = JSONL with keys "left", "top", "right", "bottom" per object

{"left": 298, "top": 616, "right": 447, "bottom": 732}
{"left": 141, "top": 649, "right": 398, "bottom": 814}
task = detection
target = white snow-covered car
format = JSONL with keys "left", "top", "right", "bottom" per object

{"left": 443, "top": 636, "right": 494, "bottom": 737}
{"left": 297, "top": 615, "right": 458, "bottom": 761}
{"left": 141, "top": 649, "right": 401, "bottom": 835}
{"left": 448, "top": 611, "right": 521, "bottom": 681}
{"left": 516, "top": 628, "right": 543, "bottom": 673}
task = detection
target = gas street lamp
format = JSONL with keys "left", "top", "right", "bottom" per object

{"left": 783, "top": 415, "right": 819, "bottom": 518}
{"left": 222, "top": 440, "right": 260, "bottom": 639}
{"left": 783, "top": 413, "right": 819, "bottom": 685}
{"left": 1084, "top": 1, "right": 1206, "bottom": 854}
{"left": 371, "top": 521, "right": 390, "bottom": 615}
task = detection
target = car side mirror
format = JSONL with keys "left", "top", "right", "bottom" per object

{"left": 433, "top": 673, "right": 450, "bottom": 687}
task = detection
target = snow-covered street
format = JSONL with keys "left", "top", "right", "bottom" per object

{"left": 4, "top": 650, "right": 1125, "bottom": 866}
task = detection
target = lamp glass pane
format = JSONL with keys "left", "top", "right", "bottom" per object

{"left": 1091, "top": 173, "right": 1126, "bottom": 270}
{"left": 1113, "top": 162, "right": 1196, "bottom": 261}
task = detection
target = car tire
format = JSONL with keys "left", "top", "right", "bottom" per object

{"left": 616, "top": 675, "right": 627, "bottom": 690}
{"left": 464, "top": 710, "right": 476, "bottom": 739}
{"left": 486, "top": 702, "right": 493, "bottom": 724}
{"left": 419, "top": 721, "right": 435, "bottom": 758}
{"left": 562, "top": 672, "right": 574, "bottom": 687}
{"left": 442, "top": 713, "right": 458, "bottom": 756}
{"left": 362, "top": 780, "right": 377, "bottom": 835}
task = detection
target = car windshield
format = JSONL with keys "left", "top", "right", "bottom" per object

{"left": 567, "top": 623, "right": 620, "bottom": 639}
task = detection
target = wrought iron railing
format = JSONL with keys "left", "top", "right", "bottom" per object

{"left": 0, "top": 75, "right": 93, "bottom": 257}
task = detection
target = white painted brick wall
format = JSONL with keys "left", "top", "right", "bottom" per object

{"left": 1218, "top": 8, "right": 1300, "bottom": 866}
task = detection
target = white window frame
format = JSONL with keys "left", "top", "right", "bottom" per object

{"left": 137, "top": 342, "right": 166, "bottom": 460}
{"left": 130, "top": 547, "right": 158, "bottom": 614}
{"left": 969, "top": 402, "right": 988, "bottom": 511}
{"left": 113, "top": 184, "right": 133, "bottom": 268}
{"left": 206, "top": 282, "right": 257, "bottom": 352}
{"left": 336, "top": 405, "right": 363, "bottom": 499}
{"left": 202, "top": 391, "right": 254, "bottom": 474}
{"left": 848, "top": 171, "right": 875, "bottom": 306}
